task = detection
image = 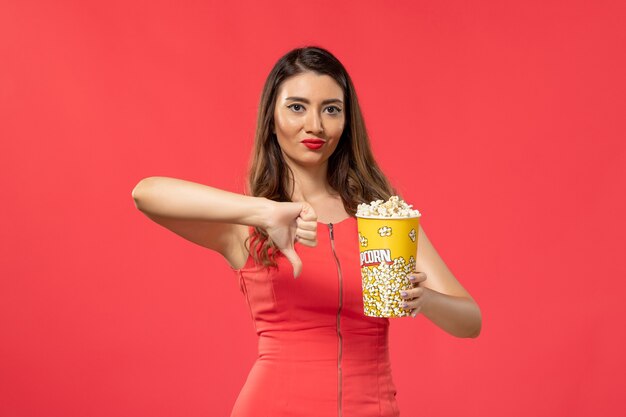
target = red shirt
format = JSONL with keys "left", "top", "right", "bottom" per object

{"left": 231, "top": 217, "right": 399, "bottom": 417}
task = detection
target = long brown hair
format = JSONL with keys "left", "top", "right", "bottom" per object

{"left": 247, "top": 46, "right": 396, "bottom": 267}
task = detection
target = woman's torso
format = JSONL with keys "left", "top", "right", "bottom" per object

{"left": 231, "top": 217, "right": 400, "bottom": 417}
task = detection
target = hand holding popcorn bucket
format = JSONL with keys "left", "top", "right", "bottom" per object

{"left": 356, "top": 197, "right": 421, "bottom": 318}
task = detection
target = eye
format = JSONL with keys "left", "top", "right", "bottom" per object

{"left": 325, "top": 106, "right": 343, "bottom": 115}
{"left": 287, "top": 104, "right": 305, "bottom": 112}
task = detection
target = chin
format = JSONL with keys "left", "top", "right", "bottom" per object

{"left": 295, "top": 155, "right": 328, "bottom": 168}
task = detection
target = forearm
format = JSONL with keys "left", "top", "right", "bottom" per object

{"left": 131, "top": 176, "right": 274, "bottom": 228}
{"left": 421, "top": 288, "right": 482, "bottom": 338}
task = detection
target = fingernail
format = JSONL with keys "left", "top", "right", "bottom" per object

{"left": 400, "top": 291, "right": 407, "bottom": 297}
{"left": 400, "top": 302, "right": 407, "bottom": 308}
{"left": 409, "top": 276, "right": 415, "bottom": 281}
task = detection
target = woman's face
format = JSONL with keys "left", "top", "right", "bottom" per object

{"left": 273, "top": 71, "right": 346, "bottom": 169}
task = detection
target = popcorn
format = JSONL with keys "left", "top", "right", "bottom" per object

{"left": 356, "top": 196, "right": 421, "bottom": 218}
{"left": 361, "top": 256, "right": 416, "bottom": 317}
{"left": 359, "top": 232, "right": 368, "bottom": 248}
{"left": 356, "top": 196, "right": 421, "bottom": 318}
{"left": 378, "top": 226, "right": 392, "bottom": 237}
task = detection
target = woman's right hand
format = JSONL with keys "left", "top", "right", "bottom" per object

{"left": 265, "top": 201, "right": 318, "bottom": 278}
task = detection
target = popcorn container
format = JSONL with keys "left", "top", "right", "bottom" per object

{"left": 356, "top": 215, "right": 421, "bottom": 318}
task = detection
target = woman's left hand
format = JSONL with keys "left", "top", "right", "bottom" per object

{"left": 400, "top": 272, "right": 429, "bottom": 318}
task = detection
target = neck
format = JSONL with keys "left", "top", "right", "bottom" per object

{"left": 284, "top": 159, "right": 335, "bottom": 202}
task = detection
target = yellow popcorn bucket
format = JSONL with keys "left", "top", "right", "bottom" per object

{"left": 356, "top": 215, "right": 421, "bottom": 318}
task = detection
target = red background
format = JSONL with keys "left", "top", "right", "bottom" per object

{"left": 1, "top": 1, "right": 625, "bottom": 416}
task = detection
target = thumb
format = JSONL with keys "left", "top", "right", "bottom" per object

{"left": 281, "top": 247, "right": 303, "bottom": 278}
{"left": 299, "top": 202, "right": 318, "bottom": 222}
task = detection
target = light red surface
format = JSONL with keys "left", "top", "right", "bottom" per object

{"left": 1, "top": 1, "right": 625, "bottom": 416}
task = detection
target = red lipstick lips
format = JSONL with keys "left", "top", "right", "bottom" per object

{"left": 301, "top": 138, "right": 325, "bottom": 150}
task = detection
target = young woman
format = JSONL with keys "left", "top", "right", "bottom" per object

{"left": 132, "top": 46, "right": 481, "bottom": 417}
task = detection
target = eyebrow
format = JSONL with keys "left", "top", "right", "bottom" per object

{"left": 285, "top": 96, "right": 344, "bottom": 105}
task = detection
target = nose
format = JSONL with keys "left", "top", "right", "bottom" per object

{"left": 304, "top": 110, "right": 324, "bottom": 135}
